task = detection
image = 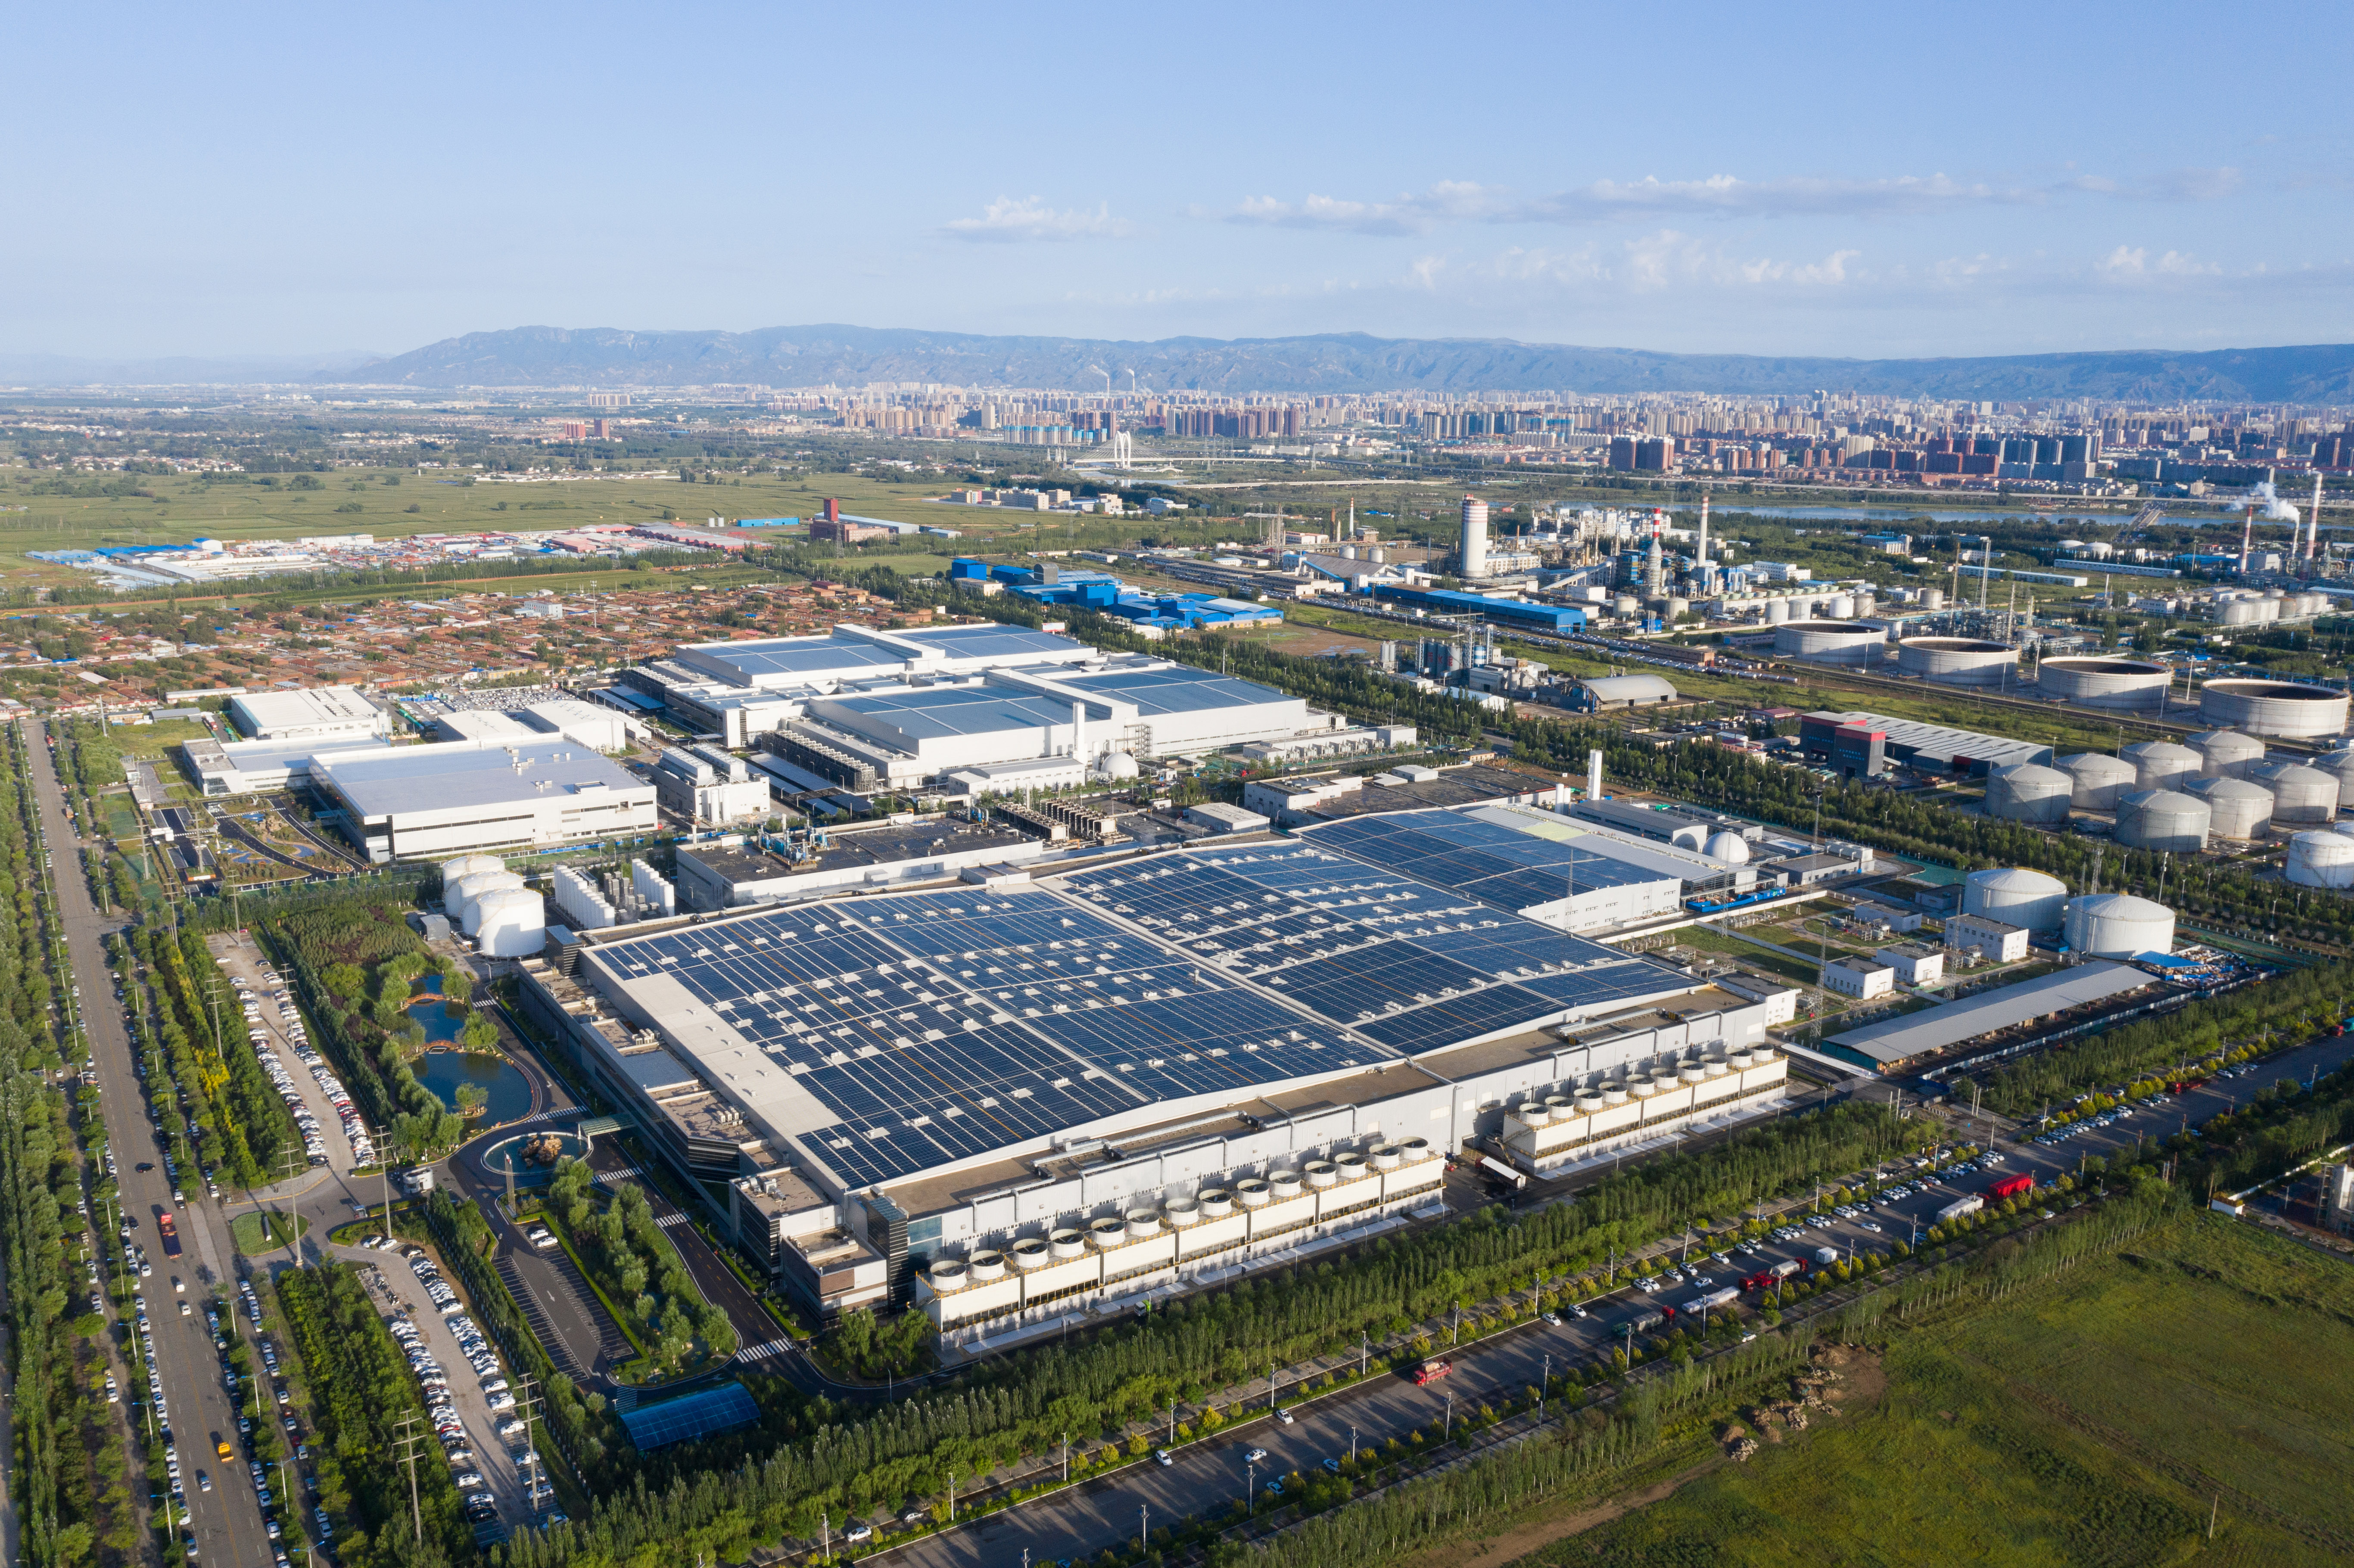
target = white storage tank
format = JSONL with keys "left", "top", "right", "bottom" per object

{"left": 2187, "top": 728, "right": 2265, "bottom": 780}
{"left": 472, "top": 887, "right": 546, "bottom": 958}
{"left": 2251, "top": 760, "right": 2339, "bottom": 824}
{"left": 452, "top": 870, "right": 526, "bottom": 934}
{"left": 2186, "top": 776, "right": 2272, "bottom": 840}
{"left": 2059, "top": 753, "right": 2139, "bottom": 812}
{"left": 1827, "top": 593, "right": 1856, "bottom": 619}
{"left": 2286, "top": 831, "right": 2354, "bottom": 890}
{"left": 2198, "top": 678, "right": 2350, "bottom": 739}
{"left": 2115, "top": 789, "right": 2209, "bottom": 852}
{"left": 2120, "top": 740, "right": 2199, "bottom": 793}
{"left": 1984, "top": 763, "right": 2073, "bottom": 824}
{"left": 1774, "top": 620, "right": 1885, "bottom": 666}
{"left": 2317, "top": 747, "right": 2354, "bottom": 800}
{"left": 2037, "top": 657, "right": 2173, "bottom": 712}
{"left": 1962, "top": 867, "right": 2068, "bottom": 933}
{"left": 1764, "top": 598, "right": 1790, "bottom": 624}
{"left": 1894, "top": 637, "right": 2016, "bottom": 688}
{"left": 439, "top": 853, "right": 504, "bottom": 898}
{"left": 2063, "top": 893, "right": 2176, "bottom": 959}
{"left": 1703, "top": 830, "right": 1750, "bottom": 865}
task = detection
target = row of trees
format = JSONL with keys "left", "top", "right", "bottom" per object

{"left": 132, "top": 923, "right": 299, "bottom": 1186}
{"left": 543, "top": 1158, "right": 738, "bottom": 1374}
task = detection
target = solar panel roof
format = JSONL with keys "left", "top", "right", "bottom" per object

{"left": 897, "top": 625, "right": 1087, "bottom": 660}
{"left": 819, "top": 684, "right": 1080, "bottom": 742}
{"left": 1058, "top": 665, "right": 1298, "bottom": 717}
{"left": 618, "top": 1381, "right": 760, "bottom": 1450}
{"left": 1300, "top": 811, "right": 1676, "bottom": 913}
{"left": 586, "top": 885, "right": 1387, "bottom": 1188}
{"left": 691, "top": 638, "right": 906, "bottom": 679}
{"left": 1058, "top": 843, "right": 1688, "bottom": 1054}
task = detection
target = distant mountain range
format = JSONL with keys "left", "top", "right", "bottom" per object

{"left": 335, "top": 327, "right": 2354, "bottom": 402}
{"left": 9, "top": 327, "right": 2354, "bottom": 402}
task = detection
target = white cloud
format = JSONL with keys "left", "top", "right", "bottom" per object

{"left": 1227, "top": 183, "right": 1501, "bottom": 236}
{"left": 2097, "top": 245, "right": 2221, "bottom": 278}
{"left": 941, "top": 196, "right": 1134, "bottom": 243}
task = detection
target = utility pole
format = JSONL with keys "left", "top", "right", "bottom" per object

{"left": 394, "top": 1412, "right": 427, "bottom": 1541}
{"left": 515, "top": 1373, "right": 545, "bottom": 1518}
{"left": 1139, "top": 1503, "right": 1148, "bottom": 1552}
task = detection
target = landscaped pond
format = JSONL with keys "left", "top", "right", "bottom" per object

{"left": 407, "top": 975, "right": 532, "bottom": 1124}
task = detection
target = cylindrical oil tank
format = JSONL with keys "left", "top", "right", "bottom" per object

{"left": 453, "top": 870, "right": 526, "bottom": 934}
{"left": 2063, "top": 893, "right": 2177, "bottom": 959}
{"left": 439, "top": 853, "right": 503, "bottom": 901}
{"left": 2199, "top": 678, "right": 2351, "bottom": 739}
{"left": 1894, "top": 637, "right": 2016, "bottom": 688}
{"left": 2186, "top": 776, "right": 2272, "bottom": 840}
{"left": 1612, "top": 594, "right": 1639, "bottom": 617}
{"left": 1827, "top": 593, "right": 1856, "bottom": 619}
{"left": 1921, "top": 587, "right": 1946, "bottom": 610}
{"left": 2038, "top": 656, "right": 2172, "bottom": 712}
{"left": 2188, "top": 728, "right": 2265, "bottom": 779}
{"left": 1666, "top": 596, "right": 1690, "bottom": 620}
{"left": 2316, "top": 748, "right": 2354, "bottom": 799}
{"left": 2252, "top": 760, "right": 2339, "bottom": 824}
{"left": 2115, "top": 789, "right": 2209, "bottom": 852}
{"left": 2287, "top": 831, "right": 2354, "bottom": 890}
{"left": 1764, "top": 598, "right": 1790, "bottom": 624}
{"left": 1774, "top": 619, "right": 1885, "bottom": 666}
{"left": 2216, "top": 599, "right": 2257, "bottom": 626}
{"left": 2122, "top": 740, "right": 2199, "bottom": 792}
{"left": 472, "top": 887, "right": 545, "bottom": 958}
{"left": 2059, "top": 752, "right": 2138, "bottom": 812}
{"left": 2257, "top": 599, "right": 2282, "bottom": 624}
{"left": 1853, "top": 593, "right": 1877, "bottom": 619}
{"left": 1962, "top": 867, "right": 2068, "bottom": 933}
{"left": 1985, "top": 762, "right": 2074, "bottom": 824}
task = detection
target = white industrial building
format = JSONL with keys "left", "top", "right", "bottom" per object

{"left": 1945, "top": 912, "right": 2031, "bottom": 964}
{"left": 513, "top": 832, "right": 1795, "bottom": 1334}
{"left": 310, "top": 739, "right": 657, "bottom": 862}
{"left": 1823, "top": 958, "right": 1896, "bottom": 999}
{"left": 228, "top": 685, "right": 388, "bottom": 743}
{"left": 654, "top": 745, "right": 772, "bottom": 825}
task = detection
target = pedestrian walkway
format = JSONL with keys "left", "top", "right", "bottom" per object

{"left": 653, "top": 1212, "right": 688, "bottom": 1229}
{"left": 737, "top": 1338, "right": 795, "bottom": 1362}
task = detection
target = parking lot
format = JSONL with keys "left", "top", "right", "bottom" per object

{"left": 209, "top": 935, "right": 376, "bottom": 1172}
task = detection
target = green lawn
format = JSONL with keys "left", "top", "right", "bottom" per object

{"left": 1528, "top": 1216, "right": 2354, "bottom": 1567}
{"left": 230, "top": 1209, "right": 307, "bottom": 1253}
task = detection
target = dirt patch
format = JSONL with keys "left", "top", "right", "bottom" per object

{"left": 1393, "top": 1459, "right": 1725, "bottom": 1568}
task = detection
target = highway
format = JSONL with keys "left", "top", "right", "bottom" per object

{"left": 25, "top": 720, "right": 275, "bottom": 1568}
{"left": 850, "top": 1028, "right": 2354, "bottom": 1568}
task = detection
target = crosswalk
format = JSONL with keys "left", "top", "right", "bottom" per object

{"left": 738, "top": 1338, "right": 795, "bottom": 1361}
{"left": 589, "top": 1164, "right": 644, "bottom": 1185}
{"left": 654, "top": 1212, "right": 688, "bottom": 1229}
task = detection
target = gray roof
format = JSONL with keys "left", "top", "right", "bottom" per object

{"left": 897, "top": 625, "right": 1087, "bottom": 660}
{"left": 313, "top": 739, "right": 647, "bottom": 820}
{"left": 822, "top": 684, "right": 1077, "bottom": 741}
{"left": 1825, "top": 961, "right": 2153, "bottom": 1065}
{"left": 1578, "top": 674, "right": 1679, "bottom": 702}
{"left": 1059, "top": 665, "right": 1295, "bottom": 716}
{"left": 688, "top": 638, "right": 905, "bottom": 680}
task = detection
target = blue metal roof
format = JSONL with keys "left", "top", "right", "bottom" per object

{"left": 618, "top": 1381, "right": 760, "bottom": 1450}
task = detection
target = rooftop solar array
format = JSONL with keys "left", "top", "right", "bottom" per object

{"left": 618, "top": 1381, "right": 760, "bottom": 1450}
{"left": 1301, "top": 811, "right": 1677, "bottom": 913}
{"left": 588, "top": 886, "right": 1386, "bottom": 1188}
{"left": 897, "top": 624, "right": 1088, "bottom": 661}
{"left": 819, "top": 684, "right": 1080, "bottom": 742}
{"left": 1058, "top": 843, "right": 1687, "bottom": 1054}
{"left": 689, "top": 638, "right": 906, "bottom": 681}
{"left": 1059, "top": 664, "right": 1298, "bottom": 717}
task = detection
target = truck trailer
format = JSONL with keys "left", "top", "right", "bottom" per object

{"left": 1671, "top": 1286, "right": 1740, "bottom": 1321}
{"left": 1937, "top": 1194, "right": 1986, "bottom": 1225}
{"left": 1987, "top": 1173, "right": 2035, "bottom": 1202}
{"left": 1741, "top": 1259, "right": 1806, "bottom": 1291}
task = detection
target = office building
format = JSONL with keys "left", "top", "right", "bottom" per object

{"left": 310, "top": 738, "right": 657, "bottom": 862}
{"left": 227, "top": 685, "right": 388, "bottom": 743}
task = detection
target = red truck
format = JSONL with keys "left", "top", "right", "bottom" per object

{"left": 157, "top": 1212, "right": 181, "bottom": 1257}
{"left": 2168, "top": 1078, "right": 2207, "bottom": 1095}
{"left": 1411, "top": 1359, "right": 1453, "bottom": 1386}
{"left": 1987, "top": 1173, "right": 2036, "bottom": 1202}
{"left": 1740, "top": 1258, "right": 1806, "bottom": 1291}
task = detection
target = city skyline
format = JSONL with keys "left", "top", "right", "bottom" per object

{"left": 9, "top": 1, "right": 2348, "bottom": 364}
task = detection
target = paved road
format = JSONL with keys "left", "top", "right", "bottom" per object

{"left": 208, "top": 934, "right": 364, "bottom": 1173}
{"left": 850, "top": 1028, "right": 2354, "bottom": 1568}
{"left": 25, "top": 720, "right": 275, "bottom": 1567}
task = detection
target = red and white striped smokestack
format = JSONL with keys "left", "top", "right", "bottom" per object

{"left": 2239, "top": 504, "right": 2255, "bottom": 576}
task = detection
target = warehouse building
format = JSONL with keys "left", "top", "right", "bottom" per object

{"left": 1369, "top": 585, "right": 1587, "bottom": 634}
{"left": 310, "top": 738, "right": 657, "bottom": 862}
{"left": 1823, "top": 961, "right": 2158, "bottom": 1071}
{"left": 654, "top": 745, "right": 772, "bottom": 825}
{"left": 1564, "top": 674, "right": 1681, "bottom": 712}
{"left": 1800, "top": 711, "right": 2053, "bottom": 778}
{"left": 182, "top": 733, "right": 389, "bottom": 796}
{"left": 517, "top": 831, "right": 1794, "bottom": 1336}
{"left": 671, "top": 817, "right": 1045, "bottom": 911}
{"left": 227, "top": 685, "right": 389, "bottom": 744}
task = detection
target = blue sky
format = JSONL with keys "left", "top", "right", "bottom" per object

{"left": 13, "top": 0, "right": 2349, "bottom": 362}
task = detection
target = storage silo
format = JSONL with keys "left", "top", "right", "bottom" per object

{"left": 2114, "top": 789, "right": 2209, "bottom": 852}
{"left": 2251, "top": 760, "right": 2339, "bottom": 824}
{"left": 453, "top": 870, "right": 527, "bottom": 936}
{"left": 440, "top": 852, "right": 503, "bottom": 890}
{"left": 2286, "top": 831, "right": 2354, "bottom": 890}
{"left": 2121, "top": 740, "right": 2200, "bottom": 792}
{"left": 2198, "top": 678, "right": 2350, "bottom": 739}
{"left": 2186, "top": 776, "right": 2272, "bottom": 840}
{"left": 1827, "top": 593, "right": 1856, "bottom": 619}
{"left": 1764, "top": 598, "right": 1790, "bottom": 624}
{"left": 1985, "top": 763, "right": 2073, "bottom": 824}
{"left": 2062, "top": 893, "right": 2176, "bottom": 959}
{"left": 2059, "top": 753, "right": 2138, "bottom": 812}
{"left": 472, "top": 887, "right": 546, "bottom": 958}
{"left": 1962, "top": 867, "right": 2068, "bottom": 933}
{"left": 1921, "top": 587, "right": 1946, "bottom": 610}
{"left": 2187, "top": 728, "right": 2265, "bottom": 780}
{"left": 1774, "top": 620, "right": 1885, "bottom": 666}
{"left": 2316, "top": 748, "right": 2354, "bottom": 800}
{"left": 1895, "top": 637, "right": 2016, "bottom": 688}
{"left": 2037, "top": 657, "right": 2172, "bottom": 711}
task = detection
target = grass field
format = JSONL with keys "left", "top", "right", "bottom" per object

{"left": 1515, "top": 1215, "right": 2354, "bottom": 1567}
{"left": 230, "top": 1209, "right": 307, "bottom": 1253}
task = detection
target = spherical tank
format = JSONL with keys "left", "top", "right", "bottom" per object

{"left": 2286, "top": 831, "right": 2354, "bottom": 890}
{"left": 1895, "top": 637, "right": 2017, "bottom": 688}
{"left": 2121, "top": 740, "right": 2200, "bottom": 792}
{"left": 1985, "top": 763, "right": 2074, "bottom": 824}
{"left": 1962, "top": 867, "right": 2068, "bottom": 933}
{"left": 2114, "top": 789, "right": 2210, "bottom": 852}
{"left": 2059, "top": 753, "right": 2138, "bottom": 812}
{"left": 1099, "top": 751, "right": 1140, "bottom": 781}
{"left": 1774, "top": 620, "right": 1885, "bottom": 666}
{"left": 2185, "top": 776, "right": 2272, "bottom": 840}
{"left": 2063, "top": 893, "right": 2177, "bottom": 959}
{"left": 2198, "top": 678, "right": 2351, "bottom": 740}
{"left": 2251, "top": 760, "right": 2339, "bottom": 824}
{"left": 472, "top": 887, "right": 546, "bottom": 958}
{"left": 2037, "top": 656, "right": 2172, "bottom": 712}
{"left": 453, "top": 870, "right": 526, "bottom": 935}
{"left": 1702, "top": 831, "right": 1750, "bottom": 865}
{"left": 2187, "top": 728, "right": 2265, "bottom": 779}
